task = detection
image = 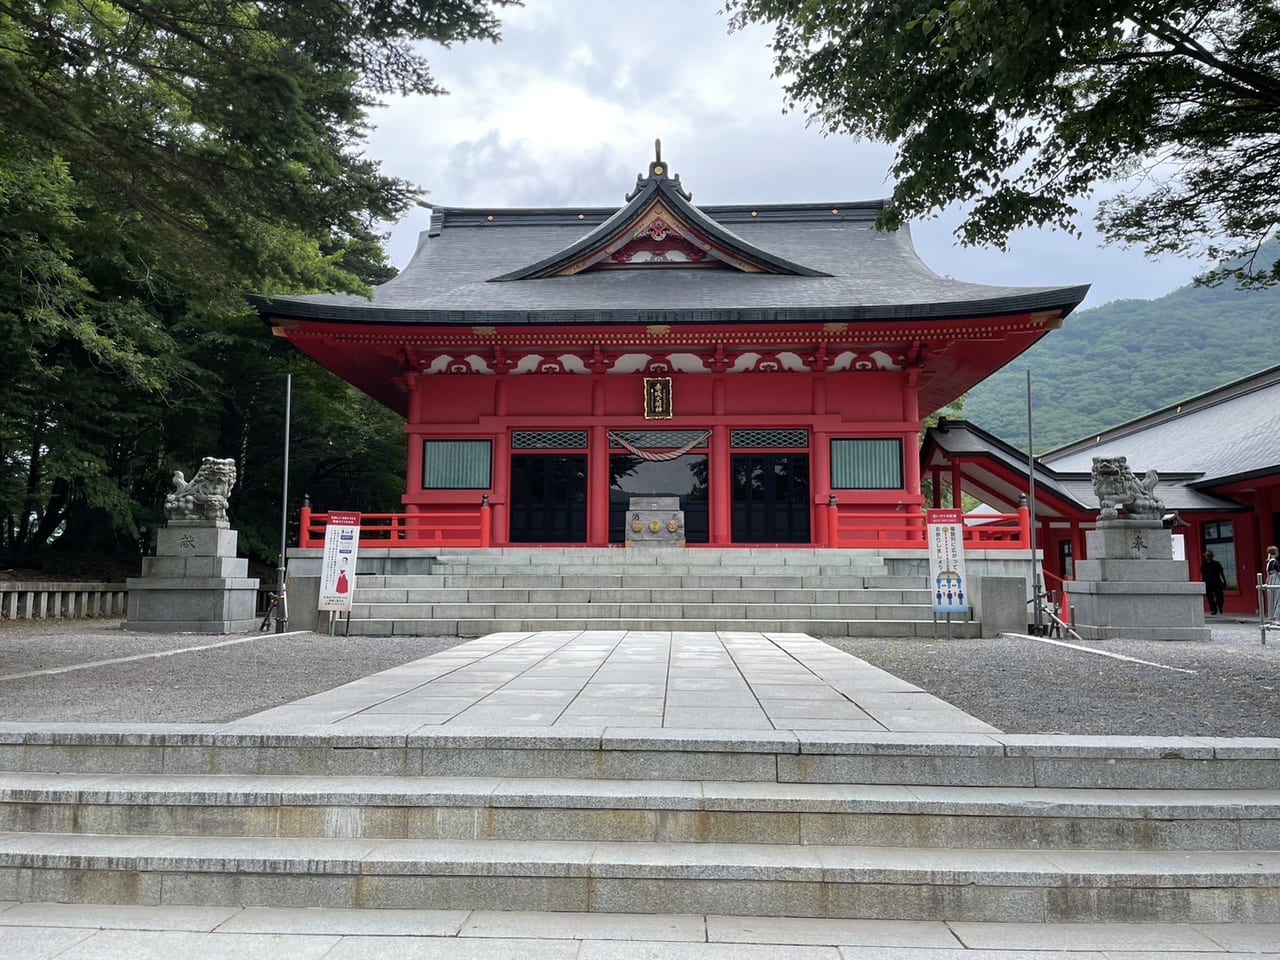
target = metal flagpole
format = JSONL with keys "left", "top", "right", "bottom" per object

{"left": 275, "top": 373, "right": 292, "bottom": 633}
{"left": 1027, "top": 370, "right": 1043, "bottom": 635}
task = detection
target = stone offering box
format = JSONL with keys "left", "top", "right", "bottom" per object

{"left": 626, "top": 496, "right": 685, "bottom": 547}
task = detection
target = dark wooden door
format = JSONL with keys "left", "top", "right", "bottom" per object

{"left": 731, "top": 454, "right": 810, "bottom": 543}
{"left": 509, "top": 455, "right": 588, "bottom": 543}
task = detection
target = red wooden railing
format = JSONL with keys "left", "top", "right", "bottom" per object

{"left": 825, "top": 501, "right": 1032, "bottom": 550}
{"left": 299, "top": 502, "right": 491, "bottom": 549}
{"left": 300, "top": 501, "right": 1030, "bottom": 551}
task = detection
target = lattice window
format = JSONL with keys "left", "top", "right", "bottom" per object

{"left": 831, "top": 438, "right": 903, "bottom": 489}
{"left": 609, "top": 430, "right": 709, "bottom": 449}
{"left": 730, "top": 429, "right": 809, "bottom": 449}
{"left": 512, "top": 430, "right": 589, "bottom": 449}
{"left": 423, "top": 440, "right": 491, "bottom": 489}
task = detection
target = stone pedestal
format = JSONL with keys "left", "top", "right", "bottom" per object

{"left": 125, "top": 523, "right": 260, "bottom": 633}
{"left": 1068, "top": 521, "right": 1210, "bottom": 641}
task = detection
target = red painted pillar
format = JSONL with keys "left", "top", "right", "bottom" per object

{"left": 710, "top": 424, "right": 732, "bottom": 545}
{"left": 492, "top": 430, "right": 510, "bottom": 546}
{"left": 903, "top": 370, "right": 922, "bottom": 496}
{"left": 903, "top": 431, "right": 923, "bottom": 499}
{"left": 402, "top": 373, "right": 423, "bottom": 512}
{"left": 812, "top": 429, "right": 831, "bottom": 546}
{"left": 950, "top": 460, "right": 963, "bottom": 509}
{"left": 298, "top": 503, "right": 313, "bottom": 548}
{"left": 588, "top": 422, "right": 610, "bottom": 545}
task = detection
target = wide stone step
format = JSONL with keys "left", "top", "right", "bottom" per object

{"left": 344, "top": 617, "right": 960, "bottom": 638}
{"left": 420, "top": 561, "right": 888, "bottom": 574}
{"left": 350, "top": 602, "right": 933, "bottom": 620}
{"left": 2, "top": 730, "right": 1276, "bottom": 789}
{"left": 354, "top": 587, "right": 932, "bottom": 604}
{"left": 3, "top": 774, "right": 1275, "bottom": 850}
{"left": 2, "top": 832, "right": 1277, "bottom": 921}
{"left": 357, "top": 574, "right": 927, "bottom": 590}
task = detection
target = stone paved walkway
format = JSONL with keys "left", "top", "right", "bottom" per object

{"left": 235, "top": 630, "right": 998, "bottom": 734}
{"left": 2, "top": 902, "right": 1278, "bottom": 958}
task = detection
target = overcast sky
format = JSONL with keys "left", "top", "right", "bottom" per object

{"left": 365, "top": 1, "right": 1206, "bottom": 310}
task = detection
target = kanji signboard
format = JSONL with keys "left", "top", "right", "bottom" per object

{"left": 318, "top": 511, "right": 361, "bottom": 612}
{"left": 926, "top": 509, "right": 970, "bottom": 615}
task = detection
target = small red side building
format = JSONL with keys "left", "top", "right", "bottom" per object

{"left": 924, "top": 363, "right": 1280, "bottom": 614}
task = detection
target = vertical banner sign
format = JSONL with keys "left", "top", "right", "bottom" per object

{"left": 318, "top": 511, "right": 361, "bottom": 612}
{"left": 926, "top": 509, "right": 970, "bottom": 615}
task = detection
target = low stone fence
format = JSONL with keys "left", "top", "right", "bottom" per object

{"left": 0, "top": 582, "right": 128, "bottom": 620}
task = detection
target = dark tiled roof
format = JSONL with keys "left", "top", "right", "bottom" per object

{"left": 1042, "top": 365, "right": 1280, "bottom": 484}
{"left": 252, "top": 193, "right": 1089, "bottom": 325}
{"left": 924, "top": 420, "right": 1242, "bottom": 513}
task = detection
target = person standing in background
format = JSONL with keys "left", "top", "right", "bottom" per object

{"left": 1202, "top": 550, "right": 1226, "bottom": 616}
{"left": 1265, "top": 546, "right": 1280, "bottom": 623}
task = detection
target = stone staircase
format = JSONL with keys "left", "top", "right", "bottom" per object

{"left": 1, "top": 727, "right": 1277, "bottom": 921}
{"left": 344, "top": 548, "right": 958, "bottom": 637}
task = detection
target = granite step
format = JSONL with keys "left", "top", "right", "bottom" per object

{"left": 349, "top": 603, "right": 934, "bottom": 621}
{"left": 2, "top": 730, "right": 1276, "bottom": 789}
{"left": 343, "top": 617, "right": 967, "bottom": 638}
{"left": 355, "top": 574, "right": 928, "bottom": 589}
{"left": 353, "top": 587, "right": 932, "bottom": 604}
{"left": 2, "top": 832, "right": 1277, "bottom": 921}
{"left": 3, "top": 773, "right": 1276, "bottom": 850}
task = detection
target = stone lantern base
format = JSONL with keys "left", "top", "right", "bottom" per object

{"left": 125, "top": 523, "right": 260, "bottom": 633}
{"left": 1068, "top": 521, "right": 1210, "bottom": 642}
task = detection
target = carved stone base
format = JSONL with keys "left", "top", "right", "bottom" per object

{"left": 1068, "top": 521, "right": 1209, "bottom": 642}
{"left": 125, "top": 525, "right": 259, "bottom": 634}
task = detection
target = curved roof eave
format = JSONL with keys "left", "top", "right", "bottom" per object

{"left": 248, "top": 286, "right": 1090, "bottom": 327}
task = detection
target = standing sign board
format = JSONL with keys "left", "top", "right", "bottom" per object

{"left": 926, "top": 509, "right": 970, "bottom": 615}
{"left": 318, "top": 511, "right": 361, "bottom": 612}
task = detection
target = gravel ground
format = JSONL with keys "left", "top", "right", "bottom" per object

{"left": 1, "top": 617, "right": 1278, "bottom": 734}
{"left": 830, "top": 620, "right": 1280, "bottom": 737}
{"left": 0, "top": 619, "right": 466, "bottom": 723}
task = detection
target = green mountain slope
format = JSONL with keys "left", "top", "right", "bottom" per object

{"left": 963, "top": 265, "right": 1280, "bottom": 452}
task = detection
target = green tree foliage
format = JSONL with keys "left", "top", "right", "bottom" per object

{"left": 963, "top": 263, "right": 1280, "bottom": 452}
{"left": 725, "top": 1, "right": 1280, "bottom": 285}
{"left": 0, "top": 1, "right": 511, "bottom": 574}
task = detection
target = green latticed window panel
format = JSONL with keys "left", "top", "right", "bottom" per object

{"left": 831, "top": 438, "right": 903, "bottom": 490}
{"left": 423, "top": 440, "right": 492, "bottom": 489}
{"left": 730, "top": 429, "right": 809, "bottom": 448}
{"left": 512, "top": 431, "right": 589, "bottom": 449}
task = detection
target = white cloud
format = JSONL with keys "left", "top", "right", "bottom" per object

{"left": 364, "top": 0, "right": 1208, "bottom": 307}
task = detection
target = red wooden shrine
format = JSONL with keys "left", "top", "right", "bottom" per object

{"left": 254, "top": 148, "right": 1088, "bottom": 550}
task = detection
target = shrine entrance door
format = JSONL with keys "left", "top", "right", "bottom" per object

{"left": 731, "top": 453, "right": 811, "bottom": 543}
{"left": 509, "top": 454, "right": 588, "bottom": 543}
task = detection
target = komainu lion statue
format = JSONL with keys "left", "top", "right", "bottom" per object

{"left": 1091, "top": 456, "right": 1164, "bottom": 521}
{"left": 164, "top": 457, "right": 237, "bottom": 524}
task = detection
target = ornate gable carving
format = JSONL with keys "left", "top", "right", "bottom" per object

{"left": 489, "top": 145, "right": 828, "bottom": 282}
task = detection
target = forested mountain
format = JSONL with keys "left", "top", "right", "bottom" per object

{"left": 963, "top": 262, "right": 1280, "bottom": 452}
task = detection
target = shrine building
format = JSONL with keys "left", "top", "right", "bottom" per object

{"left": 252, "top": 150, "right": 1088, "bottom": 549}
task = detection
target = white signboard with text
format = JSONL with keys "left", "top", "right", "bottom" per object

{"left": 926, "top": 509, "right": 970, "bottom": 615}
{"left": 318, "top": 511, "right": 361, "bottom": 612}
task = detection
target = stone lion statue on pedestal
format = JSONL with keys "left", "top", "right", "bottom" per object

{"left": 1091, "top": 456, "right": 1164, "bottom": 521}
{"left": 164, "top": 457, "right": 237, "bottom": 524}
